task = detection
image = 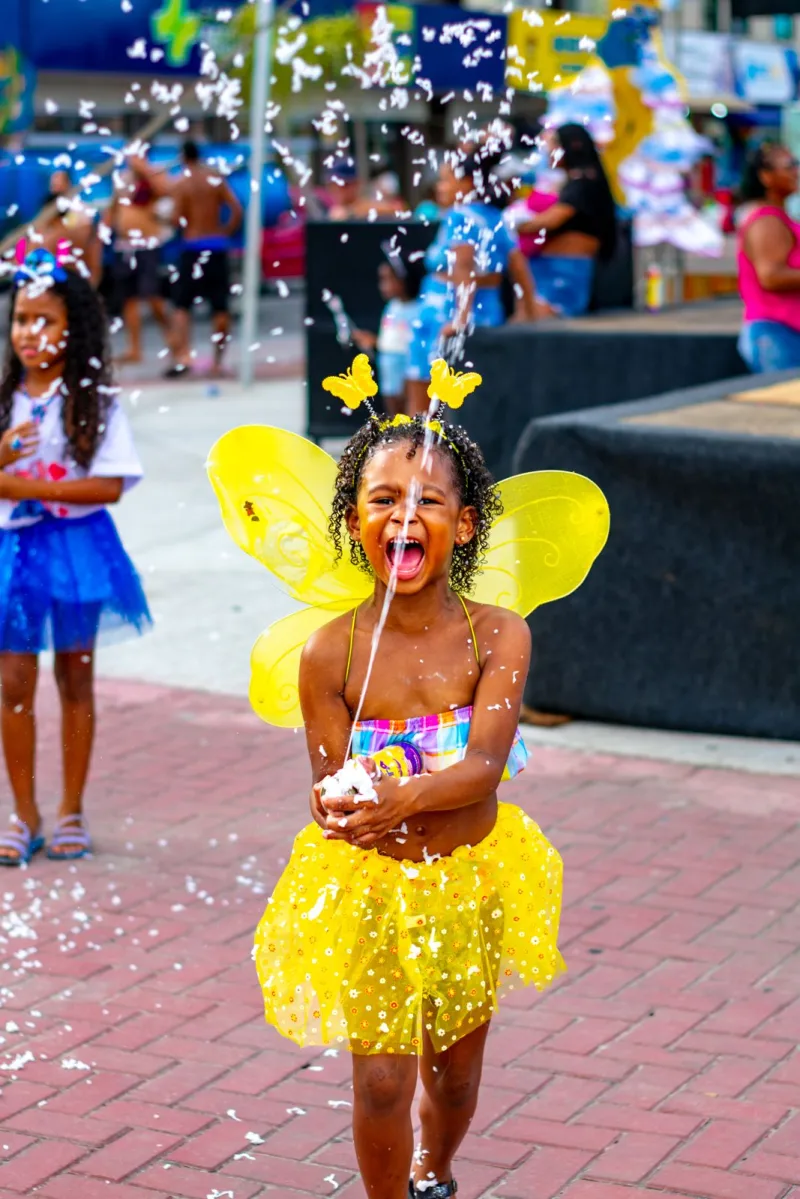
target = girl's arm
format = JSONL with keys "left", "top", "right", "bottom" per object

{"left": 325, "top": 610, "right": 532, "bottom": 847}
{"left": 299, "top": 622, "right": 354, "bottom": 828}
{"left": 400, "top": 609, "right": 531, "bottom": 814}
{"left": 447, "top": 242, "right": 477, "bottom": 333}
{"left": 0, "top": 474, "right": 123, "bottom": 505}
{"left": 517, "top": 201, "right": 576, "bottom": 238}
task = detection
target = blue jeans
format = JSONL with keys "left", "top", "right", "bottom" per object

{"left": 738, "top": 321, "right": 800, "bottom": 373}
{"left": 377, "top": 351, "right": 408, "bottom": 397}
{"left": 530, "top": 256, "right": 595, "bottom": 317}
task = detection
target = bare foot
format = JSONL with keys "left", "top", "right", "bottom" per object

{"left": 520, "top": 704, "right": 572, "bottom": 728}
{"left": 115, "top": 351, "right": 143, "bottom": 365}
{"left": 208, "top": 363, "right": 232, "bottom": 380}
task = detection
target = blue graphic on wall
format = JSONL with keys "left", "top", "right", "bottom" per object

{"left": 9, "top": 0, "right": 244, "bottom": 75}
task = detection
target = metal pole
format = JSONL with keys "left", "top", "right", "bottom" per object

{"left": 240, "top": 0, "right": 273, "bottom": 387}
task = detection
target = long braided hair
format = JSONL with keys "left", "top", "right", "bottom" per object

{"left": 0, "top": 273, "right": 114, "bottom": 470}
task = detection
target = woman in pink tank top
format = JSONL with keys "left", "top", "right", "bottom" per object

{"left": 737, "top": 143, "right": 800, "bottom": 372}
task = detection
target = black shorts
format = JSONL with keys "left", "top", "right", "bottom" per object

{"left": 173, "top": 249, "right": 230, "bottom": 314}
{"left": 113, "top": 247, "right": 162, "bottom": 302}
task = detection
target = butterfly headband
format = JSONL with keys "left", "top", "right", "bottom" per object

{"left": 13, "top": 240, "right": 70, "bottom": 287}
{"left": 322, "top": 355, "right": 482, "bottom": 438}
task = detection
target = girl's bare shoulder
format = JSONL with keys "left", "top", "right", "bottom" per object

{"left": 300, "top": 609, "right": 355, "bottom": 678}
{"left": 464, "top": 600, "right": 531, "bottom": 650}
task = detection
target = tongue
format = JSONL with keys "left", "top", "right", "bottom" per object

{"left": 391, "top": 544, "right": 424, "bottom": 579}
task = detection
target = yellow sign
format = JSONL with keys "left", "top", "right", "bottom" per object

{"left": 506, "top": 11, "right": 608, "bottom": 93}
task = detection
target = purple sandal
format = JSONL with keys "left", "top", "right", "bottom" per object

{"left": 0, "top": 818, "right": 45, "bottom": 867}
{"left": 46, "top": 814, "right": 93, "bottom": 861}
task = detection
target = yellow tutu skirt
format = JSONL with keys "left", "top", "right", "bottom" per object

{"left": 254, "top": 802, "right": 566, "bottom": 1055}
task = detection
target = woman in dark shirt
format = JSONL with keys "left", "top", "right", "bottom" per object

{"left": 518, "top": 124, "right": 617, "bottom": 317}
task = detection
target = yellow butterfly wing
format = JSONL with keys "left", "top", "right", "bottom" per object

{"left": 207, "top": 425, "right": 372, "bottom": 608}
{"left": 471, "top": 472, "right": 609, "bottom": 616}
{"left": 250, "top": 605, "right": 352, "bottom": 728}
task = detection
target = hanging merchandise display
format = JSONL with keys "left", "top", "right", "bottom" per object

{"left": 616, "top": 24, "right": 723, "bottom": 254}
{"left": 536, "top": 6, "right": 723, "bottom": 256}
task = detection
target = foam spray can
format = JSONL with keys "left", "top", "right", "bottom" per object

{"left": 368, "top": 742, "right": 423, "bottom": 778}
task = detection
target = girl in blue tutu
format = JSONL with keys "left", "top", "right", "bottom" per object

{"left": 0, "top": 250, "right": 151, "bottom": 864}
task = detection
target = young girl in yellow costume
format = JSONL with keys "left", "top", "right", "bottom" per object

{"left": 207, "top": 357, "right": 609, "bottom": 1199}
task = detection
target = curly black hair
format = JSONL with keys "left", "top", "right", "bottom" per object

{"left": 328, "top": 415, "right": 502, "bottom": 594}
{"left": 0, "top": 271, "right": 114, "bottom": 470}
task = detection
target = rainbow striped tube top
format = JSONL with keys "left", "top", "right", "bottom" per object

{"left": 351, "top": 705, "right": 528, "bottom": 781}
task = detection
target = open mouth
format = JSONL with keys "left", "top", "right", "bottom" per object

{"left": 386, "top": 537, "right": 425, "bottom": 581}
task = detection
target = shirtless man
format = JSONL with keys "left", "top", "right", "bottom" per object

{"left": 327, "top": 160, "right": 407, "bottom": 221}
{"left": 33, "top": 170, "right": 102, "bottom": 286}
{"left": 167, "top": 140, "right": 242, "bottom": 377}
{"left": 106, "top": 155, "right": 173, "bottom": 363}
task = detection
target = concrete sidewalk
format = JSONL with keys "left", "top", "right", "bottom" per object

{"left": 1, "top": 676, "right": 799, "bottom": 1198}
{"left": 98, "top": 375, "right": 306, "bottom": 697}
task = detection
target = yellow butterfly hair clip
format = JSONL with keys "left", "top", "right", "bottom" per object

{"left": 322, "top": 353, "right": 378, "bottom": 411}
{"left": 427, "top": 359, "right": 483, "bottom": 410}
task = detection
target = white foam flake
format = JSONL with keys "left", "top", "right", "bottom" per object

{"left": 1, "top": 1050, "right": 34, "bottom": 1072}
{"left": 320, "top": 759, "right": 377, "bottom": 805}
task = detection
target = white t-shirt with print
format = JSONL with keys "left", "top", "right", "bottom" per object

{"left": 377, "top": 298, "right": 419, "bottom": 356}
{"left": 0, "top": 389, "right": 143, "bottom": 531}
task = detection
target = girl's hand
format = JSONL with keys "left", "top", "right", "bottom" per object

{"left": 323, "top": 776, "right": 412, "bottom": 850}
{"left": 352, "top": 329, "right": 377, "bottom": 353}
{"left": 0, "top": 422, "right": 38, "bottom": 469}
{"left": 310, "top": 780, "right": 358, "bottom": 828}
{"left": 309, "top": 782, "right": 328, "bottom": 829}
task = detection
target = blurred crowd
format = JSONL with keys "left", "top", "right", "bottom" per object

{"left": 23, "top": 121, "right": 619, "bottom": 389}
{"left": 23, "top": 119, "right": 800, "bottom": 384}
{"left": 346, "top": 120, "right": 618, "bottom": 415}
{"left": 24, "top": 140, "right": 242, "bottom": 378}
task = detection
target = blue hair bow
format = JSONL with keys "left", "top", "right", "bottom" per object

{"left": 14, "top": 244, "right": 69, "bottom": 287}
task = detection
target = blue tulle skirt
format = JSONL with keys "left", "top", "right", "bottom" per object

{"left": 0, "top": 511, "right": 152, "bottom": 653}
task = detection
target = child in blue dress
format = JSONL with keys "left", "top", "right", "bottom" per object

{"left": 0, "top": 250, "right": 151, "bottom": 864}
{"left": 406, "top": 146, "right": 537, "bottom": 415}
{"left": 353, "top": 242, "right": 424, "bottom": 416}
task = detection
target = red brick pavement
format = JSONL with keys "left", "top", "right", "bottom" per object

{"left": 1, "top": 676, "right": 799, "bottom": 1198}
